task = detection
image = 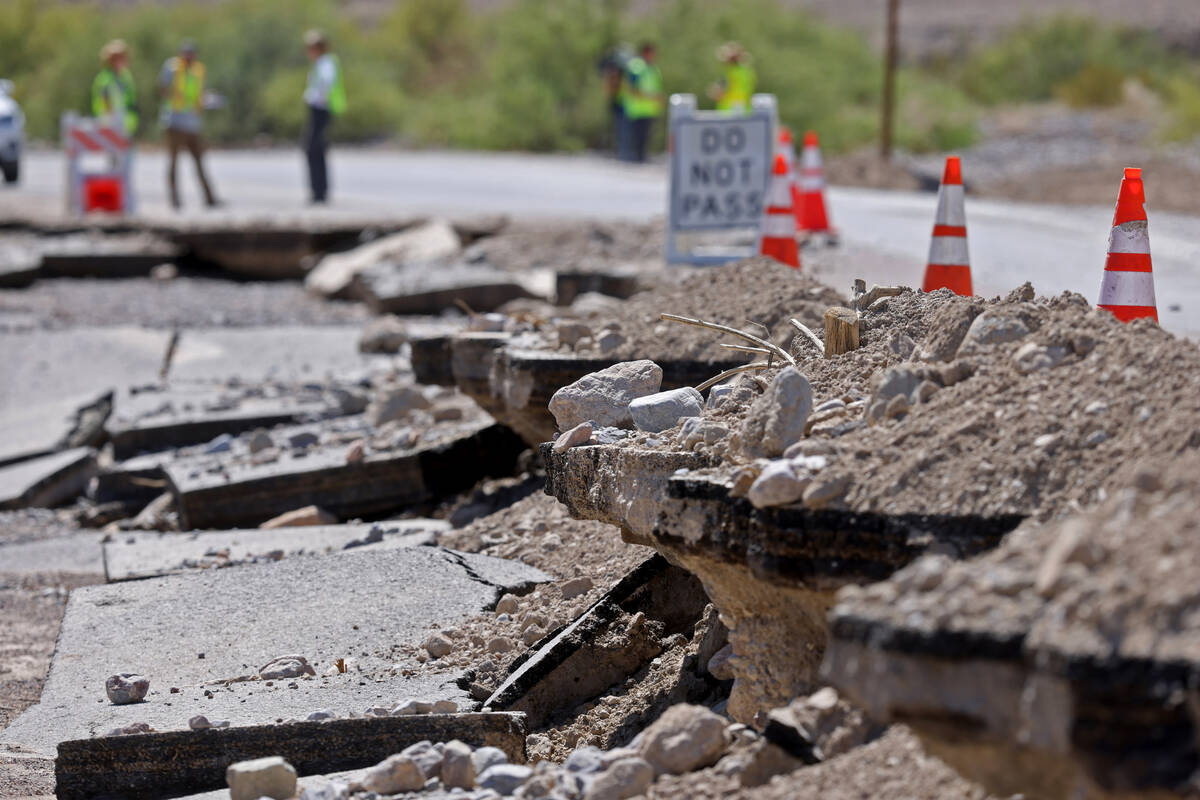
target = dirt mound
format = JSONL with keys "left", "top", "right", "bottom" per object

{"left": 576, "top": 256, "right": 846, "bottom": 364}
{"left": 604, "top": 282, "right": 1200, "bottom": 520}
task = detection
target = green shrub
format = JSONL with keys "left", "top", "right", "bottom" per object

{"left": 1054, "top": 64, "right": 1126, "bottom": 108}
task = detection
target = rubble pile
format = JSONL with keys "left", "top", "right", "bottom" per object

{"left": 826, "top": 451, "right": 1200, "bottom": 799}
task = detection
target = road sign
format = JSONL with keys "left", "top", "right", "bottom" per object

{"left": 666, "top": 93, "right": 777, "bottom": 265}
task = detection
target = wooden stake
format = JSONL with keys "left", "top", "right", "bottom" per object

{"left": 824, "top": 307, "right": 861, "bottom": 357}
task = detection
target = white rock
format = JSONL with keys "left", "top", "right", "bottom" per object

{"left": 960, "top": 309, "right": 1031, "bottom": 349}
{"left": 368, "top": 385, "right": 433, "bottom": 426}
{"left": 560, "top": 576, "right": 594, "bottom": 600}
{"left": 471, "top": 746, "right": 509, "bottom": 776}
{"left": 553, "top": 421, "right": 593, "bottom": 453}
{"left": 707, "top": 644, "right": 735, "bottom": 681}
{"left": 739, "top": 367, "right": 813, "bottom": 457}
{"left": 424, "top": 633, "right": 454, "bottom": 659}
{"left": 597, "top": 330, "right": 625, "bottom": 354}
{"left": 306, "top": 219, "right": 461, "bottom": 298}
{"left": 259, "top": 655, "right": 315, "bottom": 680}
{"left": 488, "top": 636, "right": 515, "bottom": 653}
{"left": 478, "top": 763, "right": 533, "bottom": 795}
{"left": 105, "top": 673, "right": 149, "bottom": 705}
{"left": 629, "top": 388, "right": 703, "bottom": 433}
{"left": 637, "top": 703, "right": 729, "bottom": 775}
{"left": 1013, "top": 342, "right": 1068, "bottom": 373}
{"left": 361, "top": 754, "right": 425, "bottom": 794}
{"left": 300, "top": 779, "right": 349, "bottom": 800}
{"left": 306, "top": 709, "right": 336, "bottom": 721}
{"left": 226, "top": 756, "right": 297, "bottom": 800}
{"left": 391, "top": 699, "right": 423, "bottom": 716}
{"left": 442, "top": 739, "right": 476, "bottom": 789}
{"left": 247, "top": 430, "right": 274, "bottom": 454}
{"left": 496, "top": 593, "right": 520, "bottom": 614}
{"left": 802, "top": 473, "right": 851, "bottom": 510}
{"left": 549, "top": 360, "right": 663, "bottom": 430}
{"left": 747, "top": 460, "right": 809, "bottom": 509}
{"left": 584, "top": 756, "right": 655, "bottom": 800}
{"left": 401, "top": 739, "right": 444, "bottom": 778}
{"left": 188, "top": 714, "right": 229, "bottom": 730}
{"left": 679, "top": 417, "right": 729, "bottom": 450}
{"left": 432, "top": 699, "right": 459, "bottom": 713}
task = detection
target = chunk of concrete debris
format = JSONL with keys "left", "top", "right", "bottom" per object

{"left": 424, "top": 633, "right": 454, "bottom": 659}
{"left": 401, "top": 739, "right": 445, "bottom": 777}
{"left": 496, "top": 593, "right": 520, "bottom": 615}
{"left": 553, "top": 421, "right": 593, "bottom": 453}
{"left": 432, "top": 699, "right": 458, "bottom": 713}
{"left": 300, "top": 779, "right": 350, "bottom": 800}
{"left": 368, "top": 385, "right": 433, "bottom": 426}
{"left": 105, "top": 673, "right": 149, "bottom": 705}
{"left": 391, "top": 699, "right": 429, "bottom": 716}
{"left": 959, "top": 308, "right": 1032, "bottom": 350}
{"left": 104, "top": 722, "right": 155, "bottom": 737}
{"left": 479, "top": 763, "right": 534, "bottom": 795}
{"left": 762, "top": 687, "right": 878, "bottom": 762}
{"left": 549, "top": 360, "right": 663, "bottom": 431}
{"left": 637, "top": 703, "right": 728, "bottom": 775}
{"left": 306, "top": 219, "right": 462, "bottom": 299}
{"left": 226, "top": 755, "right": 297, "bottom": 800}
{"left": 258, "top": 655, "right": 316, "bottom": 680}
{"left": 1013, "top": 341, "right": 1069, "bottom": 373}
{"left": 560, "top": 576, "right": 594, "bottom": 600}
{"left": 679, "top": 417, "right": 729, "bottom": 450}
{"left": 747, "top": 460, "right": 809, "bottom": 509}
{"left": 0, "top": 447, "right": 97, "bottom": 510}
{"left": 441, "top": 739, "right": 476, "bottom": 789}
{"left": 361, "top": 753, "right": 426, "bottom": 794}
{"left": 585, "top": 756, "right": 656, "bottom": 800}
{"left": 707, "top": 644, "right": 735, "bottom": 681}
{"left": 247, "top": 429, "right": 275, "bottom": 454}
{"left": 629, "top": 387, "right": 703, "bottom": 433}
{"left": 359, "top": 314, "right": 409, "bottom": 354}
{"left": 259, "top": 505, "right": 337, "bottom": 529}
{"left": 802, "top": 473, "right": 852, "bottom": 510}
{"left": 471, "top": 746, "right": 509, "bottom": 775}
{"left": 188, "top": 714, "right": 231, "bottom": 730}
{"left": 736, "top": 368, "right": 813, "bottom": 457}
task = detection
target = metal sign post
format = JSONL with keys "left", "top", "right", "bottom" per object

{"left": 665, "top": 93, "right": 777, "bottom": 265}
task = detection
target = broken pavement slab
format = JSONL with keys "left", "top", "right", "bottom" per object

{"left": 352, "top": 262, "right": 547, "bottom": 315}
{"left": 102, "top": 520, "right": 447, "bottom": 581}
{"left": 306, "top": 218, "right": 462, "bottom": 299}
{"left": 167, "top": 417, "right": 527, "bottom": 529}
{"left": 0, "top": 388, "right": 112, "bottom": 467}
{"left": 0, "top": 447, "right": 97, "bottom": 510}
{"left": 38, "top": 233, "right": 182, "bottom": 278}
{"left": 3, "top": 545, "right": 550, "bottom": 758}
{"left": 107, "top": 382, "right": 352, "bottom": 460}
{"left": 542, "top": 442, "right": 1024, "bottom": 723}
{"left": 56, "top": 711, "right": 527, "bottom": 800}
{"left": 484, "top": 554, "right": 709, "bottom": 728}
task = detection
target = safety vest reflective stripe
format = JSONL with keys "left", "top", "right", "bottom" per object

{"left": 928, "top": 235, "right": 970, "bottom": 266}
{"left": 762, "top": 213, "right": 794, "bottom": 237}
{"left": 1098, "top": 270, "right": 1156, "bottom": 307}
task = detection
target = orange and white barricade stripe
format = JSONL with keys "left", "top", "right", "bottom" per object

{"left": 922, "top": 155, "right": 972, "bottom": 296}
{"left": 759, "top": 154, "right": 800, "bottom": 269}
{"left": 794, "top": 130, "right": 835, "bottom": 239}
{"left": 1098, "top": 167, "right": 1157, "bottom": 323}
{"left": 61, "top": 112, "right": 135, "bottom": 215}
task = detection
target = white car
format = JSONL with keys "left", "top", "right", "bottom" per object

{"left": 0, "top": 79, "right": 24, "bottom": 184}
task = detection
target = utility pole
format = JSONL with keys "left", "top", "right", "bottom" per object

{"left": 880, "top": 0, "right": 900, "bottom": 161}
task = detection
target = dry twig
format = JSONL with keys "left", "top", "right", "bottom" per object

{"left": 788, "top": 318, "right": 824, "bottom": 352}
{"left": 659, "top": 313, "right": 796, "bottom": 367}
{"left": 696, "top": 362, "right": 773, "bottom": 392}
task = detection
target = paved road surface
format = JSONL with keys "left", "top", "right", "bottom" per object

{"left": 5, "top": 148, "right": 1199, "bottom": 336}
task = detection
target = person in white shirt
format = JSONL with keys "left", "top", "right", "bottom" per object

{"left": 303, "top": 29, "right": 345, "bottom": 204}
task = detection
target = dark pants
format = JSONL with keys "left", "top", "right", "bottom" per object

{"left": 304, "top": 106, "right": 331, "bottom": 203}
{"left": 626, "top": 117, "right": 652, "bottom": 163}
{"left": 166, "top": 128, "right": 217, "bottom": 208}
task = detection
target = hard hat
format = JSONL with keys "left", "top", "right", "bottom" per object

{"left": 304, "top": 29, "right": 327, "bottom": 48}
{"left": 100, "top": 39, "right": 129, "bottom": 63}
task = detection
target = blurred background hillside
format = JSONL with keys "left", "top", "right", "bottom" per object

{"left": 3, "top": 0, "right": 1200, "bottom": 158}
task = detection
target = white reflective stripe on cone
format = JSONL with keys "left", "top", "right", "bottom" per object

{"left": 934, "top": 185, "right": 966, "bottom": 226}
{"left": 802, "top": 149, "right": 822, "bottom": 170}
{"left": 799, "top": 177, "right": 823, "bottom": 191}
{"left": 928, "top": 235, "right": 970, "bottom": 266}
{"left": 1107, "top": 221, "right": 1151, "bottom": 254}
{"left": 766, "top": 179, "right": 791, "bottom": 206}
{"left": 1099, "top": 269, "right": 1157, "bottom": 307}
{"left": 763, "top": 214, "right": 795, "bottom": 237}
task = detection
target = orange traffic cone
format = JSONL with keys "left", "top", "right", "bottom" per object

{"left": 922, "top": 156, "right": 973, "bottom": 296}
{"left": 760, "top": 154, "right": 800, "bottom": 269}
{"left": 778, "top": 126, "right": 797, "bottom": 170}
{"left": 1098, "top": 168, "right": 1157, "bottom": 323}
{"left": 795, "top": 131, "right": 835, "bottom": 237}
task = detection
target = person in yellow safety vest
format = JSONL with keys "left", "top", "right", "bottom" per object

{"left": 303, "top": 29, "right": 346, "bottom": 205}
{"left": 620, "top": 42, "right": 663, "bottom": 163}
{"left": 92, "top": 39, "right": 138, "bottom": 135}
{"left": 158, "top": 40, "right": 219, "bottom": 209}
{"left": 710, "top": 41, "right": 756, "bottom": 113}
